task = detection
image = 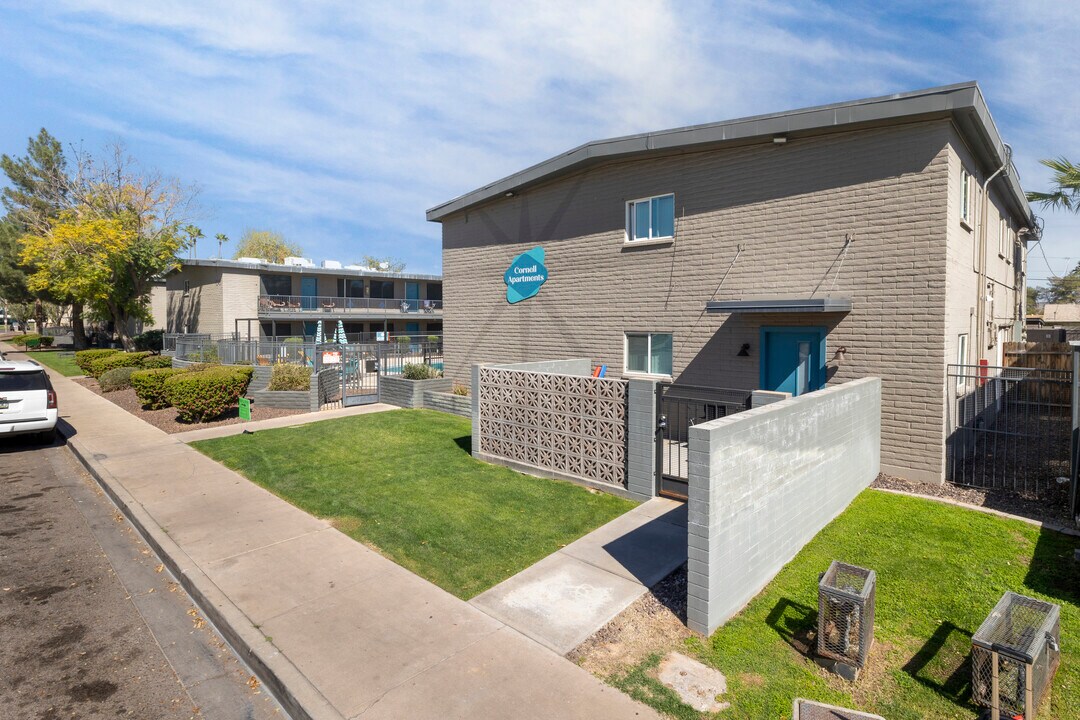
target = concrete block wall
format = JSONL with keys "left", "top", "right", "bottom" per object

{"left": 626, "top": 379, "right": 658, "bottom": 501}
{"left": 380, "top": 375, "right": 453, "bottom": 409}
{"left": 687, "top": 377, "right": 881, "bottom": 635}
{"left": 422, "top": 390, "right": 471, "bottom": 417}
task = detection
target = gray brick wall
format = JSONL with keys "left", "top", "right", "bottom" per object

{"left": 438, "top": 119, "right": 1026, "bottom": 483}
{"left": 422, "top": 390, "right": 471, "bottom": 417}
{"left": 686, "top": 377, "right": 881, "bottom": 635}
{"left": 381, "top": 375, "right": 452, "bottom": 408}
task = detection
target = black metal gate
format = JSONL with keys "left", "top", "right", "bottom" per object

{"left": 335, "top": 343, "right": 381, "bottom": 407}
{"left": 946, "top": 364, "right": 1072, "bottom": 498}
{"left": 656, "top": 384, "right": 751, "bottom": 499}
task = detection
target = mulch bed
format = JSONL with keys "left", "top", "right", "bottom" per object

{"left": 73, "top": 377, "right": 304, "bottom": 434}
{"left": 870, "top": 472, "right": 1074, "bottom": 529}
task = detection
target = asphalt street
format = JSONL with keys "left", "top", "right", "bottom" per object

{"left": 0, "top": 433, "right": 285, "bottom": 719}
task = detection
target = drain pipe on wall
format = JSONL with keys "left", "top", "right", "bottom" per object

{"left": 976, "top": 143, "right": 1012, "bottom": 355}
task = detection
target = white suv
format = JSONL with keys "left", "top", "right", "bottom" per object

{"left": 0, "top": 360, "right": 58, "bottom": 443}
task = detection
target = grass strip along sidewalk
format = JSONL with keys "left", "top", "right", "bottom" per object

{"left": 609, "top": 490, "right": 1079, "bottom": 719}
{"left": 193, "top": 409, "right": 634, "bottom": 599}
{"left": 23, "top": 350, "right": 82, "bottom": 376}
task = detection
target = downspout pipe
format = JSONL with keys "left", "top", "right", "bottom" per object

{"left": 976, "top": 143, "right": 1012, "bottom": 355}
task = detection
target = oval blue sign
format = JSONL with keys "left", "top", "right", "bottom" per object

{"left": 504, "top": 246, "right": 547, "bottom": 304}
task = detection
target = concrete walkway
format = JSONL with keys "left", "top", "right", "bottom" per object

{"left": 30, "top": 358, "right": 660, "bottom": 720}
{"left": 172, "top": 402, "right": 395, "bottom": 443}
{"left": 471, "top": 498, "right": 687, "bottom": 654}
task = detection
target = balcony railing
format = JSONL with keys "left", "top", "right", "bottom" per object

{"left": 259, "top": 295, "right": 443, "bottom": 314}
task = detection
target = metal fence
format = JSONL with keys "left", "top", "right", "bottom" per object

{"left": 259, "top": 294, "right": 442, "bottom": 314}
{"left": 946, "top": 364, "right": 1073, "bottom": 498}
{"left": 656, "top": 384, "right": 752, "bottom": 499}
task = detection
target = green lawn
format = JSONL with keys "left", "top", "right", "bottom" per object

{"left": 610, "top": 491, "right": 1079, "bottom": 720}
{"left": 192, "top": 409, "right": 634, "bottom": 599}
{"left": 25, "top": 349, "right": 82, "bottom": 376}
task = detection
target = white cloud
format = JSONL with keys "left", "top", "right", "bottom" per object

{"left": 0, "top": 0, "right": 1076, "bottom": 277}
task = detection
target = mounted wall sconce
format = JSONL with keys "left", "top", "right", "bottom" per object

{"left": 772, "top": 135, "right": 787, "bottom": 144}
{"left": 504, "top": 190, "right": 516, "bottom": 197}
{"left": 737, "top": 343, "right": 751, "bottom": 357}
{"left": 832, "top": 345, "right": 848, "bottom": 362}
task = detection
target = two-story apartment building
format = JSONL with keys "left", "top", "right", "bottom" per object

{"left": 427, "top": 82, "right": 1035, "bottom": 484}
{"left": 164, "top": 258, "right": 443, "bottom": 340}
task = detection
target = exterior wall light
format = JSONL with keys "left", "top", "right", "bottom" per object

{"left": 505, "top": 190, "right": 516, "bottom": 197}
{"left": 773, "top": 135, "right": 787, "bottom": 144}
{"left": 832, "top": 346, "right": 848, "bottom": 362}
{"left": 737, "top": 343, "right": 751, "bottom": 357}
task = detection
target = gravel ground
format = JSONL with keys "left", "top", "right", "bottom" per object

{"left": 74, "top": 378, "right": 304, "bottom": 434}
{"left": 568, "top": 564, "right": 693, "bottom": 676}
{"left": 0, "top": 436, "right": 283, "bottom": 719}
{"left": 870, "top": 473, "right": 1074, "bottom": 528}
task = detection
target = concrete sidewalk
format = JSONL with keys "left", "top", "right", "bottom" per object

{"left": 172, "top": 402, "right": 395, "bottom": 443}
{"left": 36, "top": 361, "right": 659, "bottom": 720}
{"left": 471, "top": 498, "right": 687, "bottom": 654}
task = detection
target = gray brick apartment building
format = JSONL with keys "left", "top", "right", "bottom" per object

{"left": 427, "top": 83, "right": 1035, "bottom": 484}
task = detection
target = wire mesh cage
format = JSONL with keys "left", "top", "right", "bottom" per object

{"left": 792, "top": 698, "right": 885, "bottom": 720}
{"left": 971, "top": 591, "right": 1061, "bottom": 719}
{"left": 817, "top": 561, "right": 876, "bottom": 669}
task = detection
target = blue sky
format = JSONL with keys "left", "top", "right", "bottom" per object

{"left": 0, "top": 1, "right": 1076, "bottom": 284}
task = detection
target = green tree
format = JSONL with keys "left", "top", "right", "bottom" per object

{"left": 233, "top": 229, "right": 300, "bottom": 263}
{"left": 19, "top": 143, "right": 196, "bottom": 349}
{"left": 1026, "top": 157, "right": 1080, "bottom": 212}
{"left": 0, "top": 129, "right": 90, "bottom": 346}
{"left": 357, "top": 255, "right": 406, "bottom": 273}
{"left": 1040, "top": 261, "right": 1080, "bottom": 305}
{"left": 1025, "top": 285, "right": 1041, "bottom": 313}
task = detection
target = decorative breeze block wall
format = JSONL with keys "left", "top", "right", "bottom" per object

{"left": 477, "top": 366, "right": 628, "bottom": 487}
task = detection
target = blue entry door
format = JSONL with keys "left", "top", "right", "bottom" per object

{"left": 301, "top": 276, "right": 317, "bottom": 310}
{"left": 760, "top": 327, "right": 826, "bottom": 396}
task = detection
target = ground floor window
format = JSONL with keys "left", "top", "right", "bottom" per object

{"left": 624, "top": 332, "right": 672, "bottom": 376}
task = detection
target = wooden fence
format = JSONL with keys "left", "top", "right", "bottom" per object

{"left": 1003, "top": 342, "right": 1072, "bottom": 405}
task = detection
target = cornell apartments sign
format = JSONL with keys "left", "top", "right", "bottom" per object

{"left": 503, "top": 246, "right": 548, "bottom": 304}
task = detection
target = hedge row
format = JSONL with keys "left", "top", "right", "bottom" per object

{"left": 99, "top": 366, "right": 138, "bottom": 393}
{"left": 164, "top": 366, "right": 253, "bottom": 422}
{"left": 130, "top": 368, "right": 188, "bottom": 410}
{"left": 268, "top": 362, "right": 310, "bottom": 391}
{"left": 90, "top": 351, "right": 154, "bottom": 378}
{"left": 74, "top": 349, "right": 121, "bottom": 374}
{"left": 74, "top": 349, "right": 173, "bottom": 378}
{"left": 10, "top": 333, "right": 54, "bottom": 348}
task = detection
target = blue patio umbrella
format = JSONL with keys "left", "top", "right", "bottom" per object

{"left": 314, "top": 320, "right": 324, "bottom": 344}
{"left": 334, "top": 320, "right": 347, "bottom": 344}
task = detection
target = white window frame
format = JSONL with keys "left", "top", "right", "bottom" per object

{"left": 998, "top": 215, "right": 1009, "bottom": 258}
{"left": 960, "top": 169, "right": 973, "bottom": 229}
{"left": 957, "top": 333, "right": 969, "bottom": 392}
{"left": 625, "top": 193, "right": 675, "bottom": 244}
{"left": 623, "top": 331, "right": 673, "bottom": 378}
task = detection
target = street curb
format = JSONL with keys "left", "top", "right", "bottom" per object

{"left": 64, "top": 424, "right": 344, "bottom": 720}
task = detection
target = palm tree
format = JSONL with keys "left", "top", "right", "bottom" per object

{"left": 1026, "top": 157, "right": 1080, "bottom": 212}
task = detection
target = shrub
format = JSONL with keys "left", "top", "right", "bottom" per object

{"left": 99, "top": 366, "right": 138, "bottom": 393}
{"left": 268, "top": 362, "right": 311, "bottom": 391}
{"left": 131, "top": 368, "right": 188, "bottom": 409}
{"left": 395, "top": 336, "right": 410, "bottom": 346}
{"left": 164, "top": 366, "right": 254, "bottom": 422}
{"left": 132, "top": 329, "right": 165, "bottom": 352}
{"left": 427, "top": 335, "right": 440, "bottom": 344}
{"left": 36, "top": 336, "right": 54, "bottom": 348}
{"left": 402, "top": 363, "right": 439, "bottom": 380}
{"left": 190, "top": 345, "right": 219, "bottom": 364}
{"left": 452, "top": 383, "right": 469, "bottom": 396}
{"left": 90, "top": 351, "right": 153, "bottom": 379}
{"left": 75, "top": 348, "right": 121, "bottom": 374}
{"left": 11, "top": 333, "right": 49, "bottom": 347}
{"left": 139, "top": 355, "right": 175, "bottom": 369}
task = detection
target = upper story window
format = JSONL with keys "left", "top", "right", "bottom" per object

{"left": 261, "top": 274, "right": 292, "bottom": 296}
{"left": 626, "top": 193, "right": 675, "bottom": 242}
{"left": 337, "top": 278, "right": 364, "bottom": 298}
{"left": 960, "top": 169, "right": 973, "bottom": 228}
{"left": 369, "top": 280, "right": 395, "bottom": 299}
{"left": 998, "top": 215, "right": 1008, "bottom": 258}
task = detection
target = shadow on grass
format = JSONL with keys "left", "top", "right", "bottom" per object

{"left": 765, "top": 597, "right": 817, "bottom": 657}
{"left": 901, "top": 620, "right": 974, "bottom": 709}
{"left": 453, "top": 434, "right": 472, "bottom": 455}
{"left": 1024, "top": 527, "right": 1080, "bottom": 606}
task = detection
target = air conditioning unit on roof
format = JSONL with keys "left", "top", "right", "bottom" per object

{"left": 322, "top": 260, "right": 342, "bottom": 269}
{"left": 284, "top": 256, "right": 314, "bottom": 267}
{"left": 235, "top": 256, "right": 265, "bottom": 264}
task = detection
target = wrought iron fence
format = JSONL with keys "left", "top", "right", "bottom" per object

{"left": 259, "top": 294, "right": 442, "bottom": 314}
{"left": 380, "top": 341, "right": 444, "bottom": 375}
{"left": 946, "top": 364, "right": 1073, "bottom": 498}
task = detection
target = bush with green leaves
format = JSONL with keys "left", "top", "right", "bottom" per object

{"left": 90, "top": 351, "right": 153, "bottom": 379}
{"left": 99, "top": 366, "right": 138, "bottom": 393}
{"left": 132, "top": 329, "right": 165, "bottom": 352}
{"left": 130, "top": 368, "right": 188, "bottom": 409}
{"left": 139, "top": 355, "right": 175, "bottom": 369}
{"left": 10, "top": 333, "right": 51, "bottom": 347}
{"left": 164, "top": 366, "right": 254, "bottom": 422}
{"left": 74, "top": 348, "right": 122, "bottom": 374}
{"left": 401, "top": 363, "right": 440, "bottom": 380}
{"left": 268, "top": 362, "right": 311, "bottom": 391}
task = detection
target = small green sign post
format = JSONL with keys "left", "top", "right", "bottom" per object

{"left": 239, "top": 397, "right": 252, "bottom": 421}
